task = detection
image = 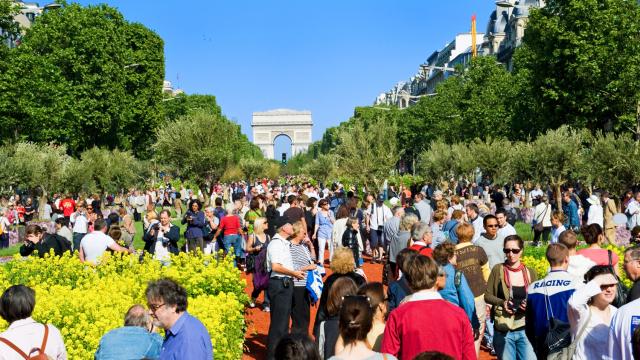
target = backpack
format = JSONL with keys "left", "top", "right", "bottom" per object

{"left": 252, "top": 235, "right": 271, "bottom": 291}
{"left": 0, "top": 323, "right": 50, "bottom": 359}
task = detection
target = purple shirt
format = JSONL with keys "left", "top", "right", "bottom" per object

{"left": 161, "top": 312, "right": 213, "bottom": 360}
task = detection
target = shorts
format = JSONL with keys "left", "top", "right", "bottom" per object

{"left": 370, "top": 228, "right": 384, "bottom": 248}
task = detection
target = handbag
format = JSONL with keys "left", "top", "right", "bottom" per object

{"left": 547, "top": 310, "right": 592, "bottom": 360}
{"left": 534, "top": 204, "right": 548, "bottom": 232}
{"left": 608, "top": 250, "right": 628, "bottom": 307}
{"left": 543, "top": 285, "right": 571, "bottom": 356}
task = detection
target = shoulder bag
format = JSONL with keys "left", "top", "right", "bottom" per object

{"left": 547, "top": 310, "right": 592, "bottom": 360}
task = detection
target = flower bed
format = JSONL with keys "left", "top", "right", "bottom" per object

{"left": 0, "top": 252, "right": 247, "bottom": 359}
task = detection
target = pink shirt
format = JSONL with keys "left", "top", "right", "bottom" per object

{"left": 576, "top": 248, "right": 618, "bottom": 267}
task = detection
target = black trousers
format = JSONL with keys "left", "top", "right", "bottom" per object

{"left": 533, "top": 226, "right": 551, "bottom": 243}
{"left": 267, "top": 277, "right": 294, "bottom": 360}
{"left": 291, "top": 286, "right": 311, "bottom": 335}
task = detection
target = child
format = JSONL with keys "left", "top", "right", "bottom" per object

{"left": 550, "top": 211, "right": 566, "bottom": 243}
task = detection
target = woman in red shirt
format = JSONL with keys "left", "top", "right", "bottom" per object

{"left": 213, "top": 203, "right": 244, "bottom": 268}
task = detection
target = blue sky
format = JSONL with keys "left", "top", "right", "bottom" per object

{"left": 75, "top": 0, "right": 495, "bottom": 157}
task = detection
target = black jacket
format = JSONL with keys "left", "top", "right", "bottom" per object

{"left": 143, "top": 224, "right": 180, "bottom": 255}
{"left": 20, "top": 234, "right": 71, "bottom": 258}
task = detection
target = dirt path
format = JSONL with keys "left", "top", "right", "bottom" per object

{"left": 242, "top": 255, "right": 495, "bottom": 360}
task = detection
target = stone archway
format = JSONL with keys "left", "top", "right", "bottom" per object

{"left": 251, "top": 109, "right": 313, "bottom": 160}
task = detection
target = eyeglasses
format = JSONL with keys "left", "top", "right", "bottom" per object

{"left": 486, "top": 224, "right": 499, "bottom": 228}
{"left": 503, "top": 248, "right": 522, "bottom": 254}
{"left": 148, "top": 303, "right": 165, "bottom": 312}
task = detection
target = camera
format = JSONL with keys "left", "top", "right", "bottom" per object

{"left": 507, "top": 299, "right": 525, "bottom": 313}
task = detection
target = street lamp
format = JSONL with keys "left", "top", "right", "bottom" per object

{"left": 124, "top": 63, "right": 140, "bottom": 69}
{"left": 43, "top": 3, "right": 62, "bottom": 11}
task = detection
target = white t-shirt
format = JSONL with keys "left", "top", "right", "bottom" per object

{"left": 0, "top": 216, "right": 10, "bottom": 233}
{"left": 569, "top": 280, "right": 617, "bottom": 360}
{"left": 551, "top": 224, "right": 566, "bottom": 243}
{"left": 607, "top": 298, "right": 640, "bottom": 360}
{"left": 71, "top": 213, "right": 88, "bottom": 234}
{"left": 266, "top": 235, "right": 293, "bottom": 277}
{"left": 80, "top": 231, "right": 115, "bottom": 263}
{"left": 497, "top": 223, "right": 517, "bottom": 238}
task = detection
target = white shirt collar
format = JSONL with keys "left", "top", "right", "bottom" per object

{"left": 406, "top": 289, "right": 442, "bottom": 302}
{"left": 8, "top": 317, "right": 37, "bottom": 330}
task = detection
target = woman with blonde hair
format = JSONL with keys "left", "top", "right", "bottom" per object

{"left": 246, "top": 217, "right": 270, "bottom": 311}
{"left": 313, "top": 247, "right": 366, "bottom": 336}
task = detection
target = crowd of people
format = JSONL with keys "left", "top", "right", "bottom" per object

{"left": 4, "top": 179, "right": 640, "bottom": 359}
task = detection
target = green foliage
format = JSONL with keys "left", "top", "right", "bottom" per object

{"left": 578, "top": 132, "right": 640, "bottom": 197}
{"left": 333, "top": 117, "right": 399, "bottom": 189}
{"left": 0, "top": 3, "right": 164, "bottom": 157}
{"left": 161, "top": 93, "right": 222, "bottom": 121}
{"left": 515, "top": 0, "right": 640, "bottom": 134}
{"left": 154, "top": 110, "right": 259, "bottom": 193}
{"left": 300, "top": 154, "right": 336, "bottom": 184}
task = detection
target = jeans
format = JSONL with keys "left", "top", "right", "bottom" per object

{"left": 223, "top": 234, "right": 244, "bottom": 268}
{"left": 316, "top": 237, "right": 332, "bottom": 263}
{"left": 72, "top": 232, "right": 86, "bottom": 252}
{"left": 267, "top": 277, "right": 294, "bottom": 360}
{"left": 493, "top": 329, "right": 536, "bottom": 360}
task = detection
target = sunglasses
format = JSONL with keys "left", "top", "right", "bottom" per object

{"left": 486, "top": 224, "right": 499, "bottom": 228}
{"left": 503, "top": 248, "right": 522, "bottom": 254}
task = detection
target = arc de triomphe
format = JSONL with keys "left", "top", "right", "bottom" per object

{"left": 251, "top": 109, "right": 313, "bottom": 159}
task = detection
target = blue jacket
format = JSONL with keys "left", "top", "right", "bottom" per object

{"left": 442, "top": 220, "right": 460, "bottom": 244}
{"left": 182, "top": 210, "right": 205, "bottom": 239}
{"left": 562, "top": 201, "right": 580, "bottom": 228}
{"left": 95, "top": 326, "right": 163, "bottom": 360}
{"left": 439, "top": 263, "right": 476, "bottom": 325}
{"left": 388, "top": 276, "right": 412, "bottom": 313}
{"left": 525, "top": 270, "right": 579, "bottom": 358}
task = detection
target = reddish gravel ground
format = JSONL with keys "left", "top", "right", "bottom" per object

{"left": 242, "top": 254, "right": 496, "bottom": 360}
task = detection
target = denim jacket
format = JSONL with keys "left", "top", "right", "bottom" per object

{"left": 439, "top": 263, "right": 476, "bottom": 324}
{"left": 95, "top": 326, "right": 162, "bottom": 360}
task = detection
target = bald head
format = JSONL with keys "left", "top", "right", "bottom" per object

{"left": 124, "top": 304, "right": 151, "bottom": 328}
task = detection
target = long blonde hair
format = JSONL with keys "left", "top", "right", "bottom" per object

{"left": 253, "top": 217, "right": 267, "bottom": 235}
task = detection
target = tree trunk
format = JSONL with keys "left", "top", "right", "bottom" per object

{"left": 38, "top": 187, "right": 47, "bottom": 221}
{"left": 555, "top": 183, "right": 563, "bottom": 213}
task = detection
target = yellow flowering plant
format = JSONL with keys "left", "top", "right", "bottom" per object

{"left": 0, "top": 250, "right": 247, "bottom": 360}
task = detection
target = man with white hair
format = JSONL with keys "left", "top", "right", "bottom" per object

{"left": 95, "top": 305, "right": 163, "bottom": 359}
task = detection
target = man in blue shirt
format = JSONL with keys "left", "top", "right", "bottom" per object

{"left": 146, "top": 278, "right": 213, "bottom": 360}
{"left": 562, "top": 191, "right": 580, "bottom": 231}
{"left": 95, "top": 304, "right": 163, "bottom": 359}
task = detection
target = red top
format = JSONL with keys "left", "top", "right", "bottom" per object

{"left": 576, "top": 248, "right": 618, "bottom": 267}
{"left": 60, "top": 198, "right": 76, "bottom": 217}
{"left": 219, "top": 215, "right": 241, "bottom": 236}
{"left": 409, "top": 243, "right": 433, "bottom": 257}
{"left": 381, "top": 298, "right": 476, "bottom": 360}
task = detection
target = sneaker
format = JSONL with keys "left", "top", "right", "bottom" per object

{"left": 263, "top": 306, "right": 270, "bottom": 313}
{"left": 249, "top": 298, "right": 256, "bottom": 308}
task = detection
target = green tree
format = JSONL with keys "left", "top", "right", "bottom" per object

{"left": 300, "top": 154, "right": 336, "bottom": 185}
{"left": 0, "top": 3, "right": 164, "bottom": 157}
{"left": 154, "top": 110, "right": 258, "bottom": 202}
{"left": 333, "top": 117, "right": 398, "bottom": 190}
{"left": 9, "top": 142, "right": 69, "bottom": 218}
{"left": 161, "top": 94, "right": 223, "bottom": 121}
{"left": 578, "top": 132, "right": 640, "bottom": 202}
{"left": 527, "top": 126, "right": 590, "bottom": 210}
{"left": 515, "top": 0, "right": 640, "bottom": 135}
